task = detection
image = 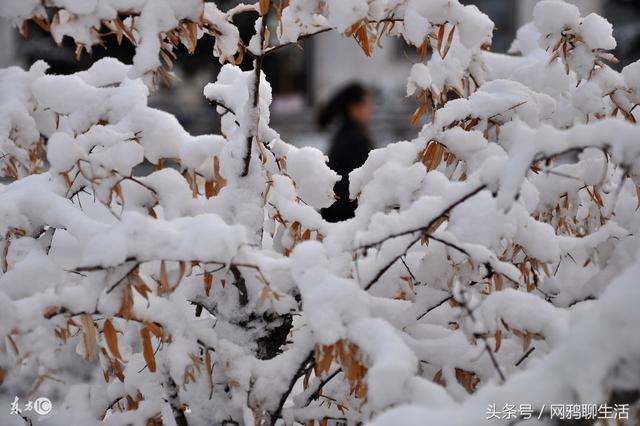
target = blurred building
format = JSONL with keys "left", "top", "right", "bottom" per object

{"left": 1, "top": 1, "right": 639, "bottom": 152}
{"left": 272, "top": 0, "right": 612, "bottom": 149}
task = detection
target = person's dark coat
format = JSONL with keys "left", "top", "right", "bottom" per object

{"left": 321, "top": 120, "right": 373, "bottom": 222}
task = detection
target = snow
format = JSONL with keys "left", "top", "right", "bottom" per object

{"left": 2, "top": 1, "right": 640, "bottom": 425}
{"left": 456, "top": 5, "right": 494, "bottom": 49}
{"left": 203, "top": 3, "right": 241, "bottom": 63}
{"left": 407, "top": 63, "right": 432, "bottom": 96}
{"left": 348, "top": 318, "right": 417, "bottom": 409}
{"left": 580, "top": 13, "right": 616, "bottom": 51}
{"left": 285, "top": 146, "right": 339, "bottom": 209}
{"left": 531, "top": 0, "right": 618, "bottom": 80}
{"left": 0, "top": 61, "right": 49, "bottom": 178}
{"left": 573, "top": 81, "right": 606, "bottom": 116}
{"left": 326, "top": 0, "right": 368, "bottom": 33}
{"left": 1, "top": 0, "right": 208, "bottom": 80}
{"left": 371, "top": 257, "right": 640, "bottom": 425}
{"left": 402, "top": 7, "right": 431, "bottom": 47}
{"left": 46, "top": 132, "right": 86, "bottom": 172}
{"left": 533, "top": 1, "right": 581, "bottom": 36}
{"left": 622, "top": 60, "right": 640, "bottom": 104}
{"left": 291, "top": 241, "right": 369, "bottom": 345}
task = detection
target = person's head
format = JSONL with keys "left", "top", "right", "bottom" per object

{"left": 318, "top": 83, "right": 373, "bottom": 129}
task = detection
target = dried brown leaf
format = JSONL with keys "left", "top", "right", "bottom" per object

{"left": 315, "top": 344, "right": 334, "bottom": 376}
{"left": 522, "top": 332, "right": 532, "bottom": 352}
{"left": 433, "top": 369, "right": 446, "bottom": 387}
{"left": 203, "top": 272, "right": 213, "bottom": 296}
{"left": 144, "top": 321, "right": 164, "bottom": 339}
{"left": 213, "top": 156, "right": 226, "bottom": 195}
{"left": 158, "top": 261, "right": 170, "bottom": 295}
{"left": 494, "top": 329, "right": 502, "bottom": 353}
{"left": 455, "top": 368, "right": 480, "bottom": 393}
{"left": 437, "top": 24, "right": 445, "bottom": 54}
{"left": 442, "top": 25, "right": 455, "bottom": 58}
{"left": 259, "top": 0, "right": 270, "bottom": 16}
{"left": 112, "top": 358, "right": 125, "bottom": 382}
{"left": 103, "top": 319, "right": 122, "bottom": 360}
{"left": 419, "top": 37, "right": 429, "bottom": 62}
{"left": 356, "top": 26, "right": 372, "bottom": 57}
{"left": 32, "top": 16, "right": 50, "bottom": 32}
{"left": 205, "top": 180, "right": 215, "bottom": 198}
{"left": 355, "top": 382, "right": 367, "bottom": 399}
{"left": 411, "top": 98, "right": 429, "bottom": 127}
{"left": 118, "top": 284, "right": 135, "bottom": 319}
{"left": 258, "top": 286, "right": 270, "bottom": 306}
{"left": 81, "top": 314, "right": 97, "bottom": 362}
{"left": 141, "top": 327, "right": 156, "bottom": 372}
{"left": 205, "top": 350, "right": 214, "bottom": 397}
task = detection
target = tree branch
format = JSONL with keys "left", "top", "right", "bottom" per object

{"left": 361, "top": 185, "right": 486, "bottom": 290}
{"left": 271, "top": 351, "right": 313, "bottom": 424}
{"left": 297, "top": 367, "right": 342, "bottom": 408}
{"left": 357, "top": 184, "right": 487, "bottom": 251}
{"left": 241, "top": 16, "right": 267, "bottom": 177}
{"left": 458, "top": 287, "right": 506, "bottom": 383}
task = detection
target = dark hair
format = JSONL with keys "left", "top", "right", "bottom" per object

{"left": 317, "top": 82, "right": 368, "bottom": 129}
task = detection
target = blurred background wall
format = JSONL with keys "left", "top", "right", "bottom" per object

{"left": 1, "top": 0, "right": 639, "bottom": 152}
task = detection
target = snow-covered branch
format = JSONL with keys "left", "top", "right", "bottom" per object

{"left": 1, "top": 1, "right": 640, "bottom": 425}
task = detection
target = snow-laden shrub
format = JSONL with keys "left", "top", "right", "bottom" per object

{"left": 1, "top": 1, "right": 639, "bottom": 425}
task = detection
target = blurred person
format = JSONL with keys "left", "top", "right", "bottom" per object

{"left": 319, "top": 83, "right": 374, "bottom": 222}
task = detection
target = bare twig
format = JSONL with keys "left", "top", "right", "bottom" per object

{"left": 106, "top": 262, "right": 140, "bottom": 294}
{"left": 271, "top": 351, "right": 314, "bottom": 424}
{"left": 515, "top": 347, "right": 535, "bottom": 367}
{"left": 361, "top": 185, "right": 486, "bottom": 290}
{"left": 415, "top": 281, "right": 480, "bottom": 321}
{"left": 357, "top": 184, "right": 487, "bottom": 251}
{"left": 298, "top": 367, "right": 342, "bottom": 408}
{"left": 264, "top": 18, "right": 403, "bottom": 55}
{"left": 457, "top": 286, "right": 506, "bottom": 383}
